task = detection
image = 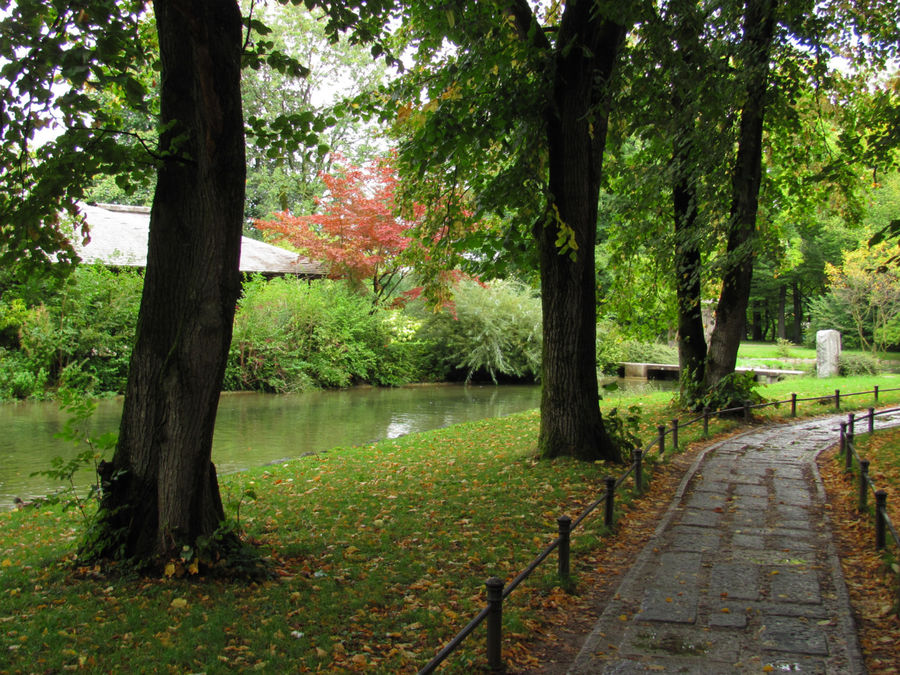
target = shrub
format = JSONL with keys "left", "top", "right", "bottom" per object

{"left": 839, "top": 352, "right": 882, "bottom": 376}
{"left": 8, "top": 265, "right": 142, "bottom": 397}
{"left": 226, "top": 277, "right": 422, "bottom": 392}
{"left": 416, "top": 279, "right": 542, "bottom": 382}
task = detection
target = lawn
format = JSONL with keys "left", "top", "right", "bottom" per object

{"left": 2, "top": 374, "right": 900, "bottom": 673}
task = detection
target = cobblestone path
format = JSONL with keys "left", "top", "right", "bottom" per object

{"left": 569, "top": 412, "right": 900, "bottom": 674}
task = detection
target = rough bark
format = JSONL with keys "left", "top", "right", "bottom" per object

{"left": 88, "top": 0, "right": 245, "bottom": 562}
{"left": 671, "top": 93, "right": 707, "bottom": 391}
{"left": 536, "top": 4, "right": 626, "bottom": 462}
{"left": 703, "top": 0, "right": 777, "bottom": 389}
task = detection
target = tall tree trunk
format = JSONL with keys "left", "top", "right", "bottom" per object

{"left": 537, "top": 5, "right": 626, "bottom": 462}
{"left": 88, "top": 0, "right": 245, "bottom": 563}
{"left": 667, "top": 0, "right": 708, "bottom": 403}
{"left": 703, "top": 0, "right": 777, "bottom": 389}
{"left": 776, "top": 284, "right": 786, "bottom": 339}
{"left": 791, "top": 280, "right": 803, "bottom": 343}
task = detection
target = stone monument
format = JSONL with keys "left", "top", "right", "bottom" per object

{"left": 816, "top": 329, "right": 841, "bottom": 378}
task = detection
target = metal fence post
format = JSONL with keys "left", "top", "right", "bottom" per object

{"left": 657, "top": 425, "right": 665, "bottom": 455}
{"left": 835, "top": 389, "right": 841, "bottom": 410}
{"left": 671, "top": 419, "right": 679, "bottom": 451}
{"left": 702, "top": 407, "right": 710, "bottom": 437}
{"left": 633, "top": 448, "right": 643, "bottom": 494}
{"left": 791, "top": 393, "right": 797, "bottom": 418}
{"left": 557, "top": 516, "right": 571, "bottom": 580}
{"left": 604, "top": 476, "right": 616, "bottom": 528}
{"left": 875, "top": 385, "right": 880, "bottom": 403}
{"left": 859, "top": 459, "right": 869, "bottom": 513}
{"left": 848, "top": 412, "right": 856, "bottom": 440}
{"left": 869, "top": 407, "right": 875, "bottom": 434}
{"left": 486, "top": 577, "right": 504, "bottom": 671}
{"left": 875, "top": 491, "right": 888, "bottom": 550}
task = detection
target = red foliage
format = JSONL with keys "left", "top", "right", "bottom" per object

{"left": 256, "top": 154, "right": 421, "bottom": 304}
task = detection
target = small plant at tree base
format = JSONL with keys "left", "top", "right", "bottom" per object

{"left": 603, "top": 405, "right": 643, "bottom": 454}
{"left": 679, "top": 370, "right": 764, "bottom": 413}
{"left": 30, "top": 389, "right": 117, "bottom": 521}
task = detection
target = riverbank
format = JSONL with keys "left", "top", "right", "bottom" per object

{"left": 1, "top": 375, "right": 899, "bottom": 673}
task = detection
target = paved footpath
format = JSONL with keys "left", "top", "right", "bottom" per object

{"left": 569, "top": 411, "right": 900, "bottom": 675}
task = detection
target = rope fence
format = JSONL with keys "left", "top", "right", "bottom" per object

{"left": 418, "top": 384, "right": 900, "bottom": 674}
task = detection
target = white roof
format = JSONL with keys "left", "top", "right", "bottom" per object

{"left": 73, "top": 203, "right": 325, "bottom": 277}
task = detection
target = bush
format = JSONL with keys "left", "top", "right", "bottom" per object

{"left": 416, "top": 279, "right": 542, "bottom": 382}
{"left": 225, "top": 277, "right": 423, "bottom": 392}
{"left": 5, "top": 265, "right": 142, "bottom": 398}
{"left": 839, "top": 352, "right": 882, "bottom": 376}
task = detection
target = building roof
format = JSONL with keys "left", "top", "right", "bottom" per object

{"left": 73, "top": 203, "right": 326, "bottom": 278}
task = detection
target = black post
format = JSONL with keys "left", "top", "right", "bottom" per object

{"left": 790, "top": 393, "right": 797, "bottom": 418}
{"left": 633, "top": 448, "right": 643, "bottom": 493}
{"left": 835, "top": 389, "right": 840, "bottom": 410}
{"left": 657, "top": 425, "right": 665, "bottom": 455}
{"left": 604, "top": 476, "right": 616, "bottom": 528}
{"left": 839, "top": 422, "right": 847, "bottom": 467}
{"left": 671, "top": 419, "right": 679, "bottom": 452}
{"left": 842, "top": 423, "right": 852, "bottom": 471}
{"left": 486, "top": 577, "right": 504, "bottom": 671}
{"left": 875, "top": 385, "right": 879, "bottom": 403}
{"left": 743, "top": 400, "right": 751, "bottom": 422}
{"left": 875, "top": 491, "right": 888, "bottom": 550}
{"left": 557, "top": 516, "right": 571, "bottom": 580}
{"left": 848, "top": 412, "right": 856, "bottom": 440}
{"left": 869, "top": 407, "right": 875, "bottom": 434}
{"left": 859, "top": 459, "right": 869, "bottom": 513}
{"left": 702, "top": 407, "right": 710, "bottom": 437}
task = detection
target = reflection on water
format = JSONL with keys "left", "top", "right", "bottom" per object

{"left": 0, "top": 384, "right": 542, "bottom": 508}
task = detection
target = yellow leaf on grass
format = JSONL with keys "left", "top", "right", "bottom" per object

{"left": 1, "top": 559, "right": 11, "bottom": 568}
{"left": 164, "top": 562, "right": 176, "bottom": 578}
{"left": 170, "top": 597, "right": 188, "bottom": 609}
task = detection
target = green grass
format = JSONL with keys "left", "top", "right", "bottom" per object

{"left": 2, "top": 374, "right": 900, "bottom": 673}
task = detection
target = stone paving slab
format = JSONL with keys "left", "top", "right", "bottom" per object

{"left": 567, "top": 411, "right": 900, "bottom": 675}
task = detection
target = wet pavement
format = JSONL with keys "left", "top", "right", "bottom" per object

{"left": 568, "top": 411, "right": 900, "bottom": 674}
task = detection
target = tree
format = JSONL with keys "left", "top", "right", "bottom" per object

{"left": 383, "top": 1, "right": 637, "bottom": 462}
{"left": 256, "top": 154, "right": 416, "bottom": 305}
{"left": 83, "top": 0, "right": 247, "bottom": 563}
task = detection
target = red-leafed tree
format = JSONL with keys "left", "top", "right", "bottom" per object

{"left": 257, "top": 155, "right": 420, "bottom": 305}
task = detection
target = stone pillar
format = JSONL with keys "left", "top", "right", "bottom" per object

{"left": 816, "top": 330, "right": 841, "bottom": 378}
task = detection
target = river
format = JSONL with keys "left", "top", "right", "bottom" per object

{"left": 1, "top": 380, "right": 675, "bottom": 509}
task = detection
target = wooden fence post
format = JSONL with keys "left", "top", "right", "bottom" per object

{"left": 557, "top": 516, "right": 571, "bottom": 580}
{"left": 869, "top": 407, "right": 875, "bottom": 434}
{"left": 876, "top": 491, "right": 888, "bottom": 550}
{"left": 671, "top": 419, "right": 679, "bottom": 452}
{"left": 791, "top": 393, "right": 797, "bottom": 418}
{"left": 702, "top": 407, "right": 710, "bottom": 437}
{"left": 657, "top": 425, "right": 665, "bottom": 455}
{"left": 486, "top": 577, "right": 504, "bottom": 671}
